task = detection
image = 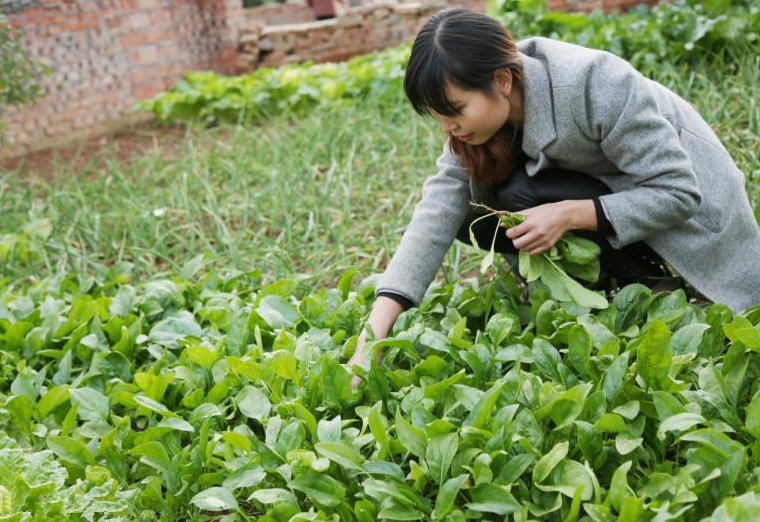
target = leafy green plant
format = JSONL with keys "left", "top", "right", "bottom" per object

{"left": 135, "top": 44, "right": 410, "bottom": 125}
{"left": 0, "top": 434, "right": 134, "bottom": 520}
{"left": 0, "top": 218, "right": 52, "bottom": 267}
{"left": 1, "top": 262, "right": 760, "bottom": 519}
{"left": 469, "top": 205, "right": 607, "bottom": 309}
{"left": 489, "top": 0, "right": 759, "bottom": 75}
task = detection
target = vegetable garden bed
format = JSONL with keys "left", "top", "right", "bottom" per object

{"left": 0, "top": 0, "right": 758, "bottom": 519}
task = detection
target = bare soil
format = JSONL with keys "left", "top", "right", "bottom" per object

{"left": 1, "top": 124, "right": 190, "bottom": 181}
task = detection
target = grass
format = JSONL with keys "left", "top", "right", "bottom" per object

{"left": 1, "top": 54, "right": 758, "bottom": 291}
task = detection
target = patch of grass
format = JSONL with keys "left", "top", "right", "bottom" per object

{"left": 1, "top": 54, "right": 757, "bottom": 289}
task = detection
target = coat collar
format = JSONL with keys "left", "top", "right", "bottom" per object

{"left": 519, "top": 52, "right": 557, "bottom": 160}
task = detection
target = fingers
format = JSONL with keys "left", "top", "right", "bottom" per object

{"left": 506, "top": 217, "right": 556, "bottom": 255}
{"left": 512, "top": 233, "right": 552, "bottom": 255}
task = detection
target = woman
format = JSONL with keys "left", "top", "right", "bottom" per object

{"left": 349, "top": 8, "right": 760, "bottom": 375}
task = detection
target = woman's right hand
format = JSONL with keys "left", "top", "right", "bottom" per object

{"left": 348, "top": 329, "right": 374, "bottom": 388}
{"left": 348, "top": 295, "right": 404, "bottom": 388}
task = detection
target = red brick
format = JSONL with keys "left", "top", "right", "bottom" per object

{"left": 143, "top": 27, "right": 178, "bottom": 45}
{"left": 151, "top": 10, "right": 174, "bottom": 25}
{"left": 134, "top": 83, "right": 165, "bottom": 99}
{"left": 124, "top": 12, "right": 152, "bottom": 30}
{"left": 122, "top": 31, "right": 149, "bottom": 48}
{"left": 127, "top": 45, "right": 161, "bottom": 65}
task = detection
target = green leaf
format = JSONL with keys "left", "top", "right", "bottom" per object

{"left": 47, "top": 435, "right": 96, "bottom": 469}
{"left": 541, "top": 256, "right": 608, "bottom": 309}
{"left": 423, "top": 369, "right": 465, "bottom": 401}
{"left": 486, "top": 313, "right": 517, "bottom": 347}
{"left": 257, "top": 295, "right": 300, "bottom": 328}
{"left": 133, "top": 394, "right": 173, "bottom": 416}
{"left": 248, "top": 488, "right": 298, "bottom": 505}
{"left": 236, "top": 385, "right": 271, "bottom": 420}
{"left": 369, "top": 403, "right": 390, "bottom": 458}
{"left": 558, "top": 235, "right": 600, "bottom": 265}
{"left": 149, "top": 312, "right": 202, "bottom": 347}
{"left": 156, "top": 417, "right": 195, "bottom": 432}
{"left": 279, "top": 402, "right": 318, "bottom": 442}
{"left": 223, "top": 465, "right": 266, "bottom": 490}
{"left": 269, "top": 349, "right": 299, "bottom": 380}
{"left": 672, "top": 323, "right": 710, "bottom": 355}
{"left": 593, "top": 413, "right": 626, "bottom": 433}
{"left": 463, "top": 378, "right": 505, "bottom": 429}
{"left": 69, "top": 387, "right": 109, "bottom": 424}
{"left": 607, "top": 461, "right": 632, "bottom": 512}
{"left": 37, "top": 384, "right": 70, "bottom": 417}
{"left": 613, "top": 401, "right": 640, "bottom": 420}
{"left": 601, "top": 352, "right": 629, "bottom": 404}
{"left": 657, "top": 412, "right": 706, "bottom": 439}
{"left": 466, "top": 483, "right": 521, "bottom": 515}
{"left": 290, "top": 472, "right": 346, "bottom": 507}
{"left": 317, "top": 415, "right": 342, "bottom": 443}
{"left": 395, "top": 410, "right": 427, "bottom": 459}
{"left": 533, "top": 441, "right": 568, "bottom": 483}
{"left": 426, "top": 432, "right": 458, "bottom": 485}
{"left": 315, "top": 441, "right": 363, "bottom": 471}
{"left": 129, "top": 441, "right": 170, "bottom": 474}
{"left": 537, "top": 460, "right": 595, "bottom": 500}
{"left": 745, "top": 393, "right": 760, "bottom": 437}
{"left": 536, "top": 382, "right": 593, "bottom": 429}
{"left": 532, "top": 338, "right": 563, "bottom": 383}
{"left": 568, "top": 325, "right": 592, "bottom": 379}
{"left": 378, "top": 500, "right": 425, "bottom": 520}
{"left": 179, "top": 254, "right": 205, "bottom": 280}
{"left": 319, "top": 357, "right": 354, "bottom": 409}
{"left": 190, "top": 486, "right": 239, "bottom": 512}
{"left": 723, "top": 316, "right": 760, "bottom": 350}
{"left": 652, "top": 391, "right": 687, "bottom": 421}
{"left": 637, "top": 320, "right": 672, "bottom": 390}
{"left": 433, "top": 474, "right": 469, "bottom": 520}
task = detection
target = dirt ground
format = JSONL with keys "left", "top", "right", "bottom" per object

{"left": 1, "top": 124, "right": 190, "bottom": 181}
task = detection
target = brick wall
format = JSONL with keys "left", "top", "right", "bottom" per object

{"left": 238, "top": 0, "right": 488, "bottom": 71}
{"left": 237, "top": 0, "right": 655, "bottom": 72}
{"left": 2, "top": 0, "right": 244, "bottom": 157}
{"left": 2, "top": 0, "right": 656, "bottom": 158}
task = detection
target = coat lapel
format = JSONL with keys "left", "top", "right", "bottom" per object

{"left": 519, "top": 52, "right": 557, "bottom": 176}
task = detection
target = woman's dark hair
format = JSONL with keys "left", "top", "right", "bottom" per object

{"left": 405, "top": 8, "right": 524, "bottom": 184}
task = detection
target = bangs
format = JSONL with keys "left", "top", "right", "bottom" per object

{"left": 405, "top": 49, "right": 460, "bottom": 118}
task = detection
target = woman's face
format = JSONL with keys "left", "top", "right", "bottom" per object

{"left": 432, "top": 76, "right": 513, "bottom": 146}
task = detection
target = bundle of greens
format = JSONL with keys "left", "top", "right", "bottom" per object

{"left": 469, "top": 205, "right": 608, "bottom": 309}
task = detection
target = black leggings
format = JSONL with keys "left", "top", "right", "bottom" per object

{"left": 457, "top": 168, "right": 669, "bottom": 288}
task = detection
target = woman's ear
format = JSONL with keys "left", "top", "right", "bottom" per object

{"left": 493, "top": 69, "right": 513, "bottom": 97}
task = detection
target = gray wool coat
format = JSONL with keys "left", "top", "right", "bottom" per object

{"left": 376, "top": 37, "right": 760, "bottom": 313}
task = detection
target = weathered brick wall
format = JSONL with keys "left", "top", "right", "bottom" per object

{"left": 246, "top": 1, "right": 316, "bottom": 25}
{"left": 238, "top": 0, "right": 487, "bottom": 72}
{"left": 2, "top": 0, "right": 657, "bottom": 157}
{"left": 548, "top": 0, "right": 649, "bottom": 11}
{"left": 238, "top": 0, "right": 657, "bottom": 72}
{"left": 2, "top": 0, "right": 244, "bottom": 157}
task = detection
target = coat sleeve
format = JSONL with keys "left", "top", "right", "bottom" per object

{"left": 578, "top": 53, "right": 702, "bottom": 248}
{"left": 375, "top": 143, "right": 472, "bottom": 305}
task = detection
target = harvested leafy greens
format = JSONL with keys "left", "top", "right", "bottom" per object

{"left": 469, "top": 205, "right": 608, "bottom": 309}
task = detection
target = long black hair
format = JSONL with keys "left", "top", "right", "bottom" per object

{"left": 405, "top": 8, "right": 524, "bottom": 183}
